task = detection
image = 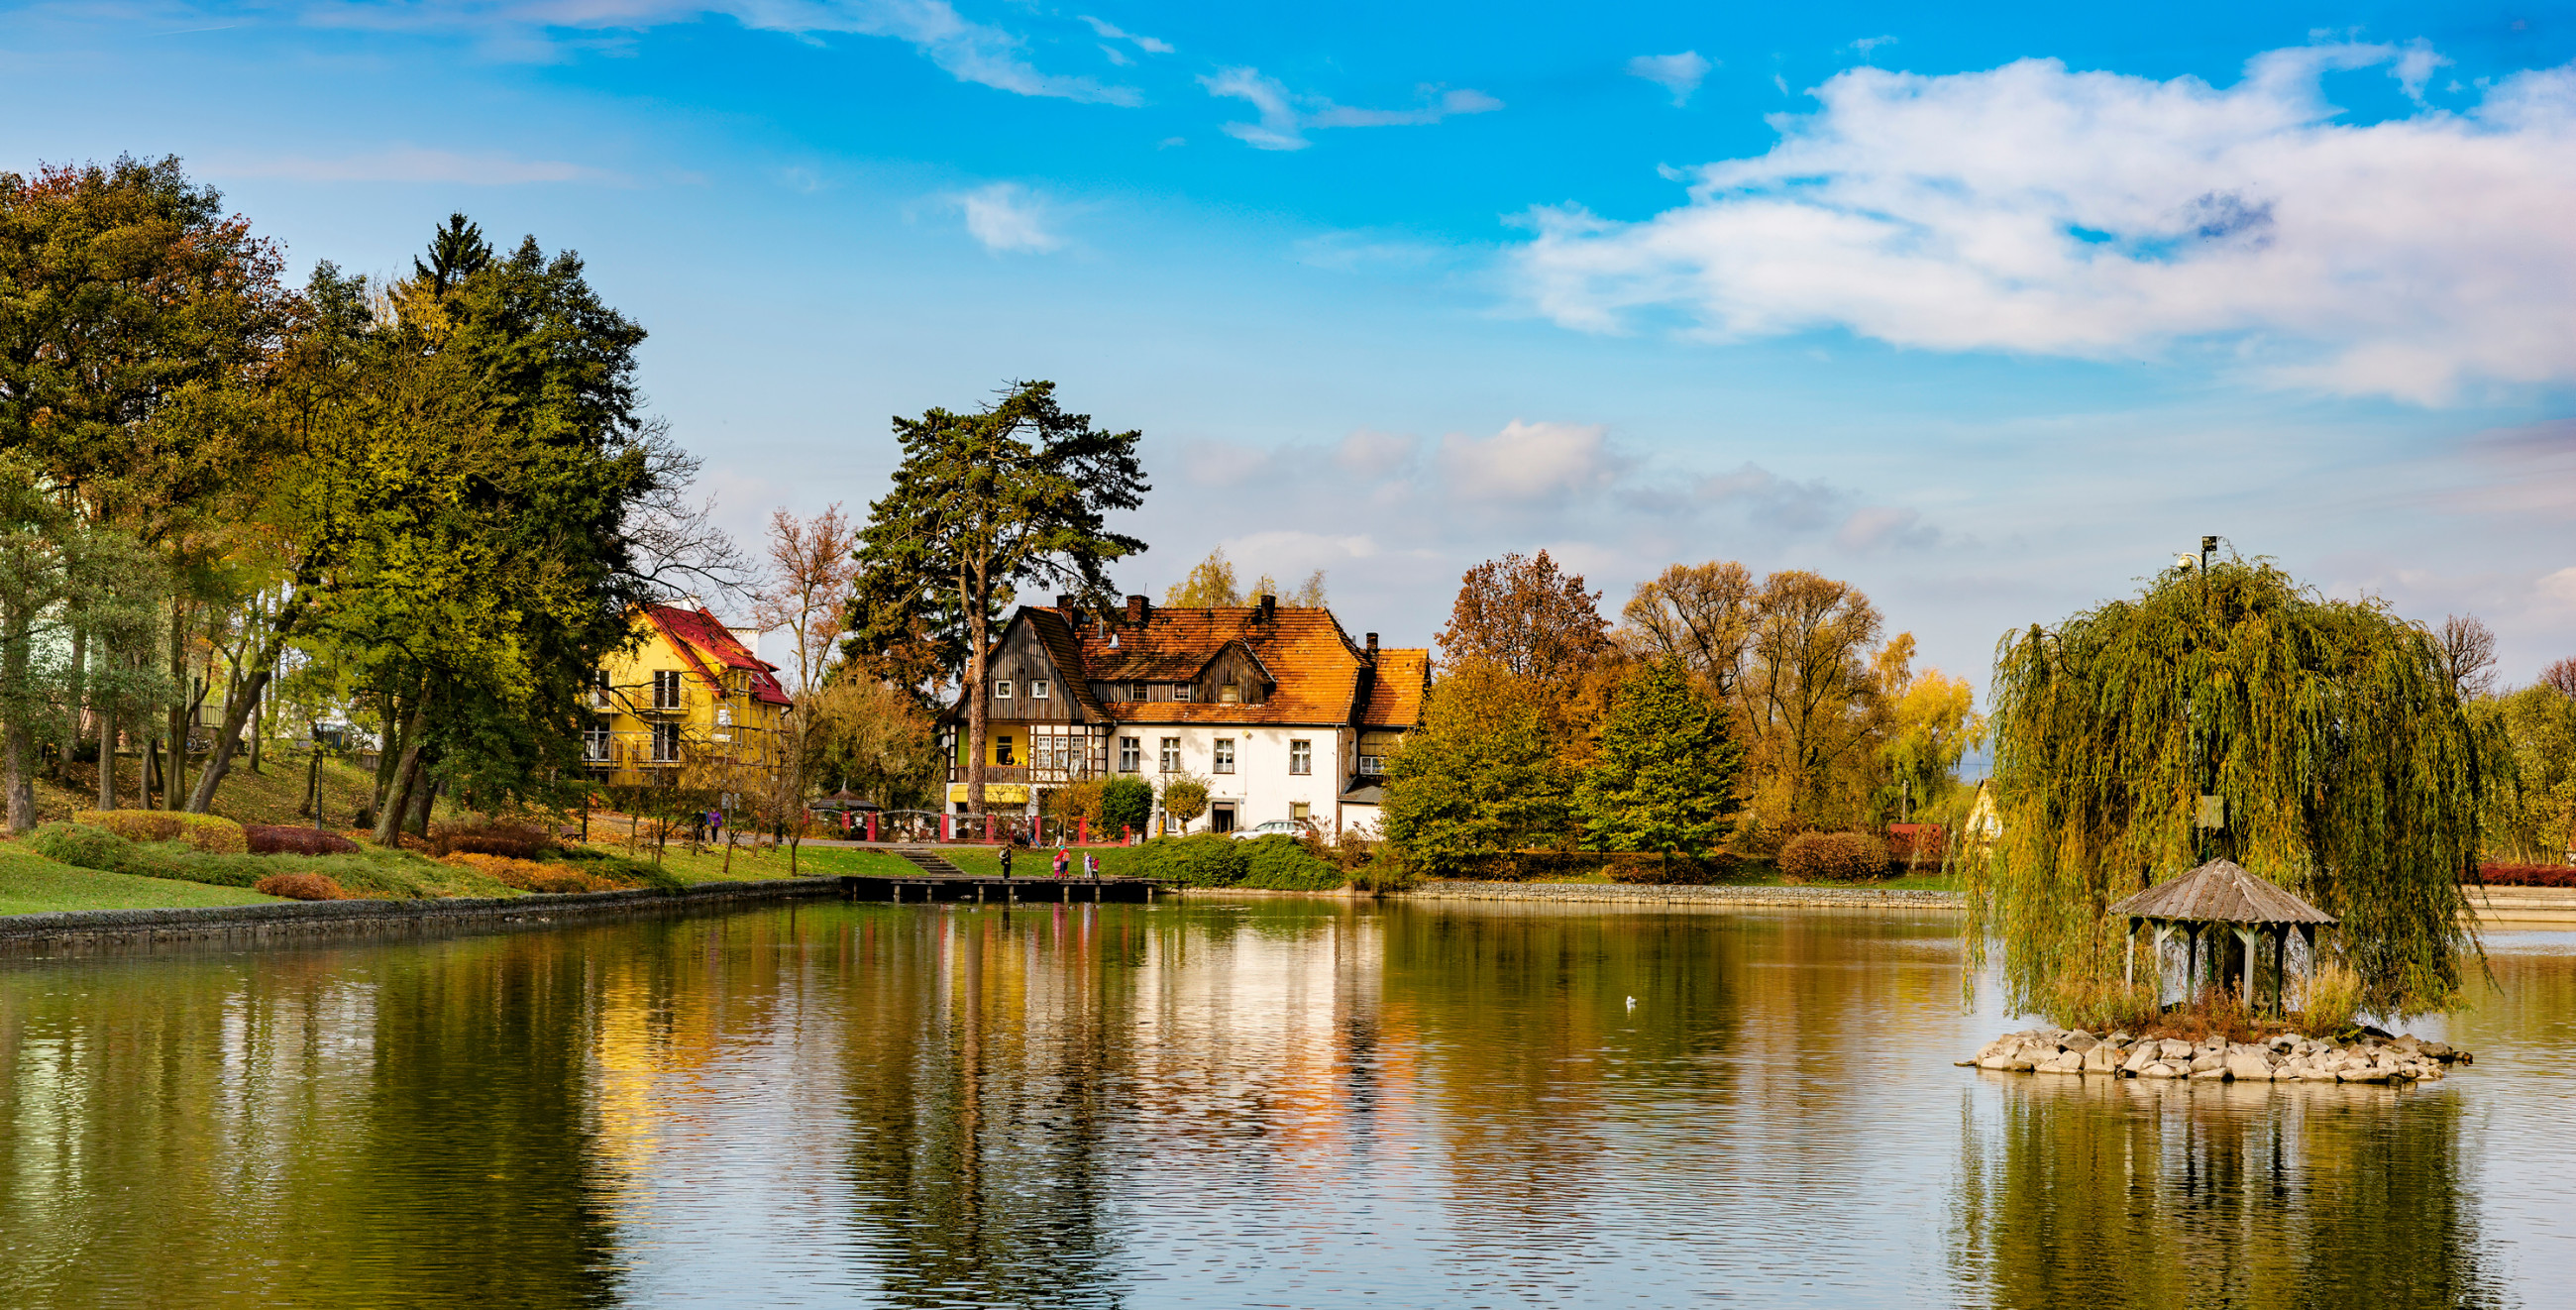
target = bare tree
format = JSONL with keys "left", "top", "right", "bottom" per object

{"left": 2542, "top": 656, "right": 2576, "bottom": 700}
{"left": 752, "top": 504, "right": 861, "bottom": 699}
{"left": 623, "top": 426, "right": 754, "bottom": 605}
{"left": 2436, "top": 614, "right": 2499, "bottom": 699}
{"left": 1619, "top": 561, "right": 1758, "bottom": 699}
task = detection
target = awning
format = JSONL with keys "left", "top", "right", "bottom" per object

{"left": 947, "top": 783, "right": 1031, "bottom": 804}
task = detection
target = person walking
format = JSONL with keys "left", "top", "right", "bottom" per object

{"left": 1084, "top": 851, "right": 1100, "bottom": 881}
{"left": 1052, "top": 845, "right": 1069, "bottom": 879}
{"left": 1000, "top": 842, "right": 1014, "bottom": 880}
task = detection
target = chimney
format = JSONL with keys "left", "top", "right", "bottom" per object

{"left": 1126, "top": 595, "right": 1148, "bottom": 623}
{"left": 1259, "top": 594, "right": 1276, "bottom": 620}
{"left": 1365, "top": 632, "right": 1378, "bottom": 658}
{"left": 1055, "top": 594, "right": 1076, "bottom": 611}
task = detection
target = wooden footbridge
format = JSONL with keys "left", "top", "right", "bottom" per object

{"left": 839, "top": 847, "right": 1166, "bottom": 906}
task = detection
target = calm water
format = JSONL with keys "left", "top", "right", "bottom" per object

{"left": 0, "top": 899, "right": 2567, "bottom": 1308}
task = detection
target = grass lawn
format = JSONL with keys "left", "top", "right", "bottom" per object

{"left": 0, "top": 841, "right": 281, "bottom": 916}
{"left": 936, "top": 844, "right": 1152, "bottom": 880}
{"left": 573, "top": 838, "right": 923, "bottom": 884}
{"left": 29, "top": 749, "right": 462, "bottom": 829}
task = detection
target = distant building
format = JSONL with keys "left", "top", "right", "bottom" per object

{"left": 587, "top": 604, "right": 792, "bottom": 790}
{"left": 941, "top": 594, "right": 1429, "bottom": 836}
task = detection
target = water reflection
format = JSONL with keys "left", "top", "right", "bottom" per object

{"left": 0, "top": 903, "right": 2557, "bottom": 1307}
{"left": 1951, "top": 1062, "right": 2501, "bottom": 1306}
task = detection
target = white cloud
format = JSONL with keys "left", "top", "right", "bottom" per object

{"left": 1515, "top": 45, "right": 2576, "bottom": 403}
{"left": 206, "top": 145, "right": 629, "bottom": 184}
{"left": 1436, "top": 420, "right": 1620, "bottom": 504}
{"left": 1079, "top": 14, "right": 1171, "bottom": 55}
{"left": 2536, "top": 567, "right": 2576, "bottom": 614}
{"left": 1627, "top": 51, "right": 1711, "bottom": 106}
{"left": 1202, "top": 66, "right": 1503, "bottom": 151}
{"left": 1336, "top": 428, "right": 1420, "bottom": 479}
{"left": 957, "top": 182, "right": 1062, "bottom": 253}
{"left": 299, "top": 0, "right": 1140, "bottom": 104}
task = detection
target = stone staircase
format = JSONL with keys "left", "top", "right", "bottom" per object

{"left": 893, "top": 848, "right": 965, "bottom": 878}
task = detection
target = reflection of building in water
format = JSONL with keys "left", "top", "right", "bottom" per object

{"left": 1950, "top": 1076, "right": 2496, "bottom": 1304}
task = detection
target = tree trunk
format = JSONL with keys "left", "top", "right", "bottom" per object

{"left": 2, "top": 720, "right": 32, "bottom": 835}
{"left": 371, "top": 684, "right": 408, "bottom": 817}
{"left": 54, "top": 625, "right": 83, "bottom": 785}
{"left": 144, "top": 735, "right": 162, "bottom": 809}
{"left": 249, "top": 682, "right": 263, "bottom": 775}
{"left": 181, "top": 596, "right": 307, "bottom": 814}
{"left": 96, "top": 706, "right": 116, "bottom": 810}
{"left": 373, "top": 693, "right": 431, "bottom": 846}
{"left": 408, "top": 769, "right": 437, "bottom": 836}
{"left": 165, "top": 599, "right": 190, "bottom": 812}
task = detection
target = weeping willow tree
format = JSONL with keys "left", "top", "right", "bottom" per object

{"left": 1968, "top": 560, "right": 2491, "bottom": 1020}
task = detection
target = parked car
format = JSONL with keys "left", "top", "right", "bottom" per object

{"left": 1233, "top": 819, "right": 1316, "bottom": 840}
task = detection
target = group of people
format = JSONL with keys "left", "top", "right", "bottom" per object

{"left": 998, "top": 841, "right": 1100, "bottom": 880}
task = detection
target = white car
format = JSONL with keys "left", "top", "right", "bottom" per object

{"left": 1232, "top": 819, "right": 1313, "bottom": 840}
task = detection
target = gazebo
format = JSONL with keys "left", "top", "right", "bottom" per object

{"left": 2108, "top": 857, "right": 2338, "bottom": 1013}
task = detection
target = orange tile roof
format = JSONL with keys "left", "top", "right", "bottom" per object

{"left": 967, "top": 603, "right": 1427, "bottom": 729}
{"left": 1357, "top": 648, "right": 1431, "bottom": 727}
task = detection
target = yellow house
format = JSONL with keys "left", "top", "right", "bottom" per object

{"left": 586, "top": 604, "right": 792, "bottom": 790}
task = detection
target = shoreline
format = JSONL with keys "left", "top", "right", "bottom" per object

{"left": 1398, "top": 880, "right": 1967, "bottom": 911}
{"left": 0, "top": 876, "right": 844, "bottom": 952}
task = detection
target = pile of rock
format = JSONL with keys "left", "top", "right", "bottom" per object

{"left": 1964, "top": 1028, "right": 2471, "bottom": 1084}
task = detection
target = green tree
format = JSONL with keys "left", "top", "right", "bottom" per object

{"left": 2481, "top": 683, "right": 2576, "bottom": 863}
{"left": 1380, "top": 660, "right": 1570, "bottom": 878}
{"left": 1163, "top": 546, "right": 1239, "bottom": 606}
{"left": 1972, "top": 559, "right": 2490, "bottom": 1021}
{"left": 1100, "top": 775, "right": 1153, "bottom": 838}
{"left": 1575, "top": 657, "right": 1741, "bottom": 859}
{"left": 850, "top": 381, "right": 1147, "bottom": 821}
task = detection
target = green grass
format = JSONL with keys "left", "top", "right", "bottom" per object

{"left": 0, "top": 840, "right": 281, "bottom": 915}
{"left": 935, "top": 844, "right": 1150, "bottom": 880}
{"left": 572, "top": 837, "right": 923, "bottom": 884}
{"left": 29, "top": 748, "right": 463, "bottom": 829}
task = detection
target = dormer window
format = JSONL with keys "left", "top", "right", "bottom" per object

{"left": 1173, "top": 684, "right": 1193, "bottom": 703}
{"left": 1031, "top": 680, "right": 1051, "bottom": 700}
{"left": 995, "top": 680, "right": 1014, "bottom": 701}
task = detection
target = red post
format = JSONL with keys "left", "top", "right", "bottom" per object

{"left": 1122, "top": 823, "right": 1131, "bottom": 844}
{"left": 939, "top": 813, "right": 950, "bottom": 841}
{"left": 1078, "top": 817, "right": 1088, "bottom": 845}
{"left": 984, "top": 814, "right": 994, "bottom": 843}
{"left": 866, "top": 812, "right": 878, "bottom": 842}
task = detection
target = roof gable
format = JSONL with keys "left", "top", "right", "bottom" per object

{"left": 645, "top": 605, "right": 792, "bottom": 707}
{"left": 2106, "top": 858, "right": 2338, "bottom": 925}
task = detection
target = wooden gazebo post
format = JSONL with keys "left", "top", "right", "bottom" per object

{"left": 2106, "top": 858, "right": 2339, "bottom": 1017}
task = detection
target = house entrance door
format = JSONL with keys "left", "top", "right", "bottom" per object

{"left": 1211, "top": 803, "right": 1236, "bottom": 834}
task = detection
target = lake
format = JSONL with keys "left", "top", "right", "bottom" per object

{"left": 0, "top": 897, "right": 2564, "bottom": 1307}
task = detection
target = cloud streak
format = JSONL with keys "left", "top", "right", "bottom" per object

{"left": 1516, "top": 44, "right": 2576, "bottom": 403}
{"left": 955, "top": 181, "right": 1063, "bottom": 252}
{"left": 1202, "top": 67, "right": 1503, "bottom": 150}
{"left": 1627, "top": 51, "right": 1710, "bottom": 106}
{"left": 298, "top": 0, "right": 1141, "bottom": 103}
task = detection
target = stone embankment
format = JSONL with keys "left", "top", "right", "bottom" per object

{"left": 1407, "top": 881, "right": 1962, "bottom": 910}
{"left": 1965, "top": 1028, "right": 2471, "bottom": 1084}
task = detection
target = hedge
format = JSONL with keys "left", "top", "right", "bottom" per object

{"left": 1128, "top": 833, "right": 1343, "bottom": 889}
{"left": 2473, "top": 864, "right": 2576, "bottom": 888}
{"left": 73, "top": 810, "right": 246, "bottom": 854}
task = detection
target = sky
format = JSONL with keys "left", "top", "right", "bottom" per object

{"left": 5, "top": 0, "right": 2574, "bottom": 699}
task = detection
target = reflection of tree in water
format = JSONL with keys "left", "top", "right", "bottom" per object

{"left": 1950, "top": 1077, "right": 2500, "bottom": 1307}
{"left": 837, "top": 906, "right": 1132, "bottom": 1309}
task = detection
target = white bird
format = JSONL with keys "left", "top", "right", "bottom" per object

{"left": 1626, "top": 996, "right": 1637, "bottom": 1011}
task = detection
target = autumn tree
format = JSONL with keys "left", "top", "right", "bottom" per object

{"left": 1873, "top": 634, "right": 1986, "bottom": 828}
{"left": 2435, "top": 614, "right": 2498, "bottom": 699}
{"left": 1164, "top": 545, "right": 1326, "bottom": 606}
{"left": 1620, "top": 561, "right": 1757, "bottom": 699}
{"left": 1742, "top": 570, "right": 1884, "bottom": 828}
{"left": 1381, "top": 659, "right": 1571, "bottom": 877}
{"left": 850, "top": 381, "right": 1146, "bottom": 823}
{"left": 1575, "top": 657, "right": 1741, "bottom": 860}
{"left": 1439, "top": 550, "right": 1609, "bottom": 692}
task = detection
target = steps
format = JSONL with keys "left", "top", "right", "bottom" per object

{"left": 894, "top": 848, "right": 965, "bottom": 878}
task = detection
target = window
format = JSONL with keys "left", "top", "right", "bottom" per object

{"left": 1120, "top": 737, "right": 1140, "bottom": 772}
{"left": 1132, "top": 683, "right": 1147, "bottom": 701}
{"left": 1173, "top": 684, "right": 1193, "bottom": 703}
{"left": 1291, "top": 802, "right": 1312, "bottom": 822}
{"left": 583, "top": 725, "right": 611, "bottom": 762}
{"left": 651, "top": 721, "right": 683, "bottom": 762}
{"left": 1219, "top": 683, "right": 1240, "bottom": 704}
{"left": 1290, "top": 740, "right": 1312, "bottom": 775}
{"left": 652, "top": 670, "right": 684, "bottom": 710}
{"left": 1159, "top": 737, "right": 1180, "bottom": 773}
{"left": 995, "top": 679, "right": 1014, "bottom": 701}
{"left": 1031, "top": 679, "right": 1051, "bottom": 700}
{"left": 1214, "top": 739, "right": 1234, "bottom": 774}
{"left": 1357, "top": 754, "right": 1383, "bottom": 775}
{"left": 995, "top": 734, "right": 1015, "bottom": 766}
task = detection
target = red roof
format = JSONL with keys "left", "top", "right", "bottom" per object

{"left": 963, "top": 603, "right": 1429, "bottom": 729}
{"left": 646, "top": 605, "right": 792, "bottom": 707}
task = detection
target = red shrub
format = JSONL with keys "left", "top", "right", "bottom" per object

{"left": 255, "top": 873, "right": 350, "bottom": 901}
{"left": 430, "top": 821, "right": 556, "bottom": 859}
{"left": 1779, "top": 831, "right": 1891, "bottom": 882}
{"left": 244, "top": 824, "right": 362, "bottom": 856}
{"left": 2473, "top": 864, "right": 2576, "bottom": 888}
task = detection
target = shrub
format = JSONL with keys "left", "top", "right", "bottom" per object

{"left": 255, "top": 872, "right": 350, "bottom": 902}
{"left": 2473, "top": 863, "right": 2576, "bottom": 888}
{"left": 2299, "top": 961, "right": 2368, "bottom": 1035}
{"left": 28, "top": 822, "right": 137, "bottom": 872}
{"left": 1778, "top": 831, "right": 1890, "bottom": 882}
{"left": 1100, "top": 777, "right": 1155, "bottom": 838}
{"left": 245, "top": 824, "right": 362, "bottom": 856}
{"left": 442, "top": 852, "right": 619, "bottom": 894}
{"left": 73, "top": 810, "right": 247, "bottom": 854}
{"left": 1242, "top": 834, "right": 1343, "bottom": 890}
{"left": 429, "top": 818, "right": 558, "bottom": 859}
{"left": 1132, "top": 834, "right": 1250, "bottom": 887}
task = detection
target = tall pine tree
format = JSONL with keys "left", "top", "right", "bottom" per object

{"left": 1575, "top": 657, "right": 1742, "bottom": 859}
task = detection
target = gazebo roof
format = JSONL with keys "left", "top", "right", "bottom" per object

{"left": 2107, "top": 858, "right": 2338, "bottom": 926}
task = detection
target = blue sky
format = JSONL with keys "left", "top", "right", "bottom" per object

{"left": 6, "top": 0, "right": 2574, "bottom": 696}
